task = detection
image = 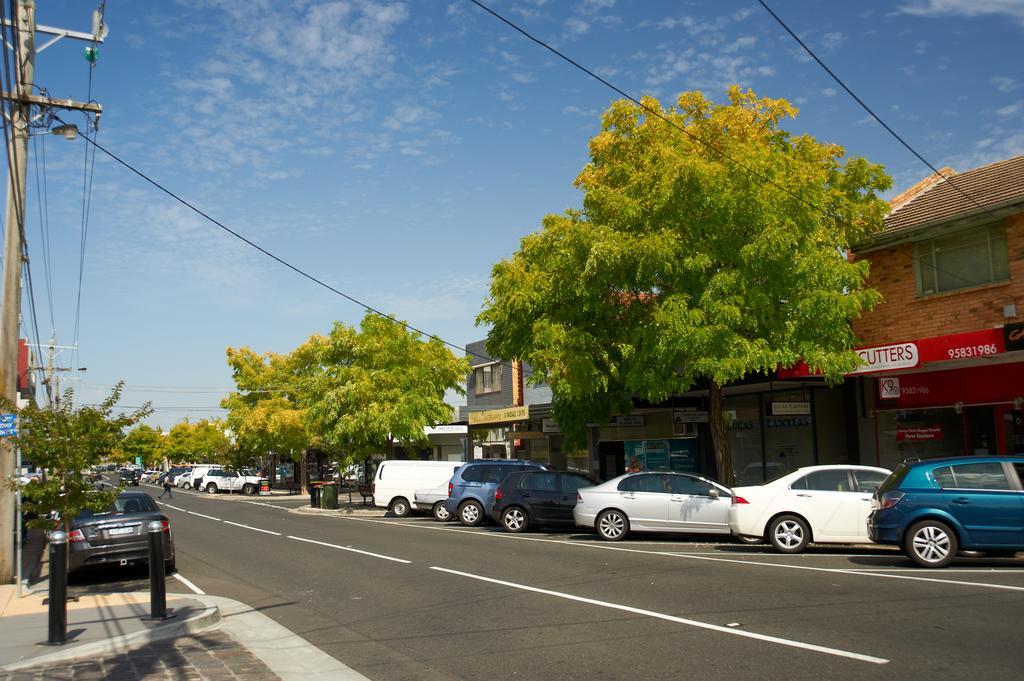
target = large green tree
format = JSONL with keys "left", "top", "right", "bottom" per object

{"left": 303, "top": 312, "right": 469, "bottom": 460}
{"left": 164, "top": 418, "right": 231, "bottom": 464}
{"left": 478, "top": 87, "right": 891, "bottom": 485}
{"left": 4, "top": 383, "right": 151, "bottom": 529}
{"left": 120, "top": 424, "right": 167, "bottom": 469}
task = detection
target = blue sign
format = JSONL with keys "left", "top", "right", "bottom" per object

{"left": 0, "top": 427, "right": 16, "bottom": 438}
{"left": 0, "top": 414, "right": 15, "bottom": 424}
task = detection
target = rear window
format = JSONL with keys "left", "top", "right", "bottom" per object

{"left": 81, "top": 495, "right": 157, "bottom": 518}
{"left": 876, "top": 464, "right": 910, "bottom": 494}
{"left": 460, "top": 465, "right": 488, "bottom": 483}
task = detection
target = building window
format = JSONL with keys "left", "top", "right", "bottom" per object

{"left": 474, "top": 363, "right": 502, "bottom": 395}
{"left": 914, "top": 223, "right": 1009, "bottom": 295}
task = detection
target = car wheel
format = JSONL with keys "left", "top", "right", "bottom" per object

{"left": 182, "top": 482, "right": 191, "bottom": 490}
{"left": 459, "top": 500, "right": 484, "bottom": 527}
{"left": 390, "top": 497, "right": 411, "bottom": 518}
{"left": 736, "top": 534, "right": 763, "bottom": 545}
{"left": 596, "top": 509, "right": 629, "bottom": 541}
{"left": 906, "top": 519, "right": 957, "bottom": 568}
{"left": 206, "top": 483, "right": 218, "bottom": 494}
{"left": 242, "top": 483, "right": 256, "bottom": 495}
{"left": 769, "top": 515, "right": 810, "bottom": 553}
{"left": 432, "top": 501, "right": 451, "bottom": 522}
{"left": 501, "top": 506, "right": 529, "bottom": 533}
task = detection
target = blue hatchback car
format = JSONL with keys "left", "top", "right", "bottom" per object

{"left": 868, "top": 456, "right": 1024, "bottom": 568}
{"left": 444, "top": 460, "right": 547, "bottom": 527}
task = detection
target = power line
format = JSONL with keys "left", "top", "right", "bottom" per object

{"left": 31, "top": 132, "right": 55, "bottom": 332}
{"left": 464, "top": 0, "right": 989, "bottom": 292}
{"left": 755, "top": 0, "right": 999, "bottom": 222}
{"left": 65, "top": 128, "right": 517, "bottom": 372}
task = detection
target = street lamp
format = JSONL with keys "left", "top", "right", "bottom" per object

{"left": 50, "top": 123, "right": 78, "bottom": 140}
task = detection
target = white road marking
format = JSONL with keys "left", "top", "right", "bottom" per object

{"left": 159, "top": 503, "right": 186, "bottom": 512}
{"left": 325, "top": 516, "right": 1024, "bottom": 592}
{"left": 224, "top": 520, "right": 281, "bottom": 536}
{"left": 173, "top": 573, "right": 206, "bottom": 595}
{"left": 430, "top": 566, "right": 888, "bottom": 665}
{"left": 187, "top": 511, "right": 221, "bottom": 522}
{"left": 286, "top": 535, "right": 412, "bottom": 564}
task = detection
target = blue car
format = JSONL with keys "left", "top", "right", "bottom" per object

{"left": 444, "top": 460, "right": 547, "bottom": 526}
{"left": 868, "top": 456, "right": 1024, "bottom": 568}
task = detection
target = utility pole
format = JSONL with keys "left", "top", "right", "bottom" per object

{"left": 0, "top": 0, "right": 105, "bottom": 584}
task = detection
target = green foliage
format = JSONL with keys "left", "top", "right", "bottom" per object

{"left": 164, "top": 418, "right": 231, "bottom": 464}
{"left": 3, "top": 383, "right": 151, "bottom": 528}
{"left": 478, "top": 87, "right": 891, "bottom": 482}
{"left": 303, "top": 312, "right": 470, "bottom": 459}
{"left": 120, "top": 424, "right": 166, "bottom": 468}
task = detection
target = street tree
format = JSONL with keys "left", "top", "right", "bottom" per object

{"left": 120, "top": 424, "right": 166, "bottom": 469}
{"left": 222, "top": 345, "right": 315, "bottom": 482}
{"left": 164, "top": 418, "right": 231, "bottom": 465}
{"left": 478, "top": 87, "right": 891, "bottom": 485}
{"left": 303, "top": 312, "right": 469, "bottom": 462}
{"left": 3, "top": 383, "right": 151, "bottom": 528}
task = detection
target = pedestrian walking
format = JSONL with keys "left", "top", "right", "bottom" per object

{"left": 158, "top": 477, "right": 173, "bottom": 499}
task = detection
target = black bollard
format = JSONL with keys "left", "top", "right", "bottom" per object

{"left": 146, "top": 521, "right": 172, "bottom": 620}
{"left": 47, "top": 530, "right": 68, "bottom": 645}
{"left": 310, "top": 483, "right": 320, "bottom": 508}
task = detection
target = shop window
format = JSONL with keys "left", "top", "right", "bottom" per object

{"left": 762, "top": 390, "right": 816, "bottom": 478}
{"left": 877, "top": 409, "right": 964, "bottom": 470}
{"left": 914, "top": 223, "right": 1009, "bottom": 295}
{"left": 474, "top": 363, "right": 502, "bottom": 395}
{"left": 725, "top": 394, "right": 765, "bottom": 485}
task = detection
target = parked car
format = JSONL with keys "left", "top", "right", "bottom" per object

{"left": 186, "top": 464, "right": 222, "bottom": 491}
{"left": 729, "top": 464, "right": 891, "bottom": 553}
{"left": 372, "top": 460, "right": 463, "bottom": 517}
{"left": 175, "top": 470, "right": 196, "bottom": 489}
{"left": 66, "top": 491, "right": 175, "bottom": 574}
{"left": 415, "top": 482, "right": 455, "bottom": 521}
{"left": 492, "top": 470, "right": 598, "bottom": 532}
{"left": 199, "top": 468, "right": 262, "bottom": 495}
{"left": 445, "top": 460, "right": 548, "bottom": 526}
{"left": 869, "top": 456, "right": 1024, "bottom": 568}
{"left": 575, "top": 472, "right": 733, "bottom": 541}
{"left": 160, "top": 466, "right": 191, "bottom": 486}
{"left": 118, "top": 469, "right": 141, "bottom": 486}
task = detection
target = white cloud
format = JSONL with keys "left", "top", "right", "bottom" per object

{"left": 992, "top": 76, "right": 1018, "bottom": 92}
{"left": 899, "top": 0, "right": 1024, "bottom": 24}
{"left": 382, "top": 105, "right": 438, "bottom": 131}
{"left": 821, "top": 31, "right": 846, "bottom": 50}
{"left": 821, "top": 87, "right": 837, "bottom": 97}
{"left": 996, "top": 101, "right": 1023, "bottom": 117}
{"left": 581, "top": 0, "right": 616, "bottom": 13}
{"left": 511, "top": 72, "right": 535, "bottom": 84}
{"left": 723, "top": 35, "right": 758, "bottom": 53}
{"left": 565, "top": 17, "right": 590, "bottom": 34}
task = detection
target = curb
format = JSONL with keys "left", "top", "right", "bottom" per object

{"left": 290, "top": 505, "right": 384, "bottom": 518}
{"left": 0, "top": 593, "right": 222, "bottom": 672}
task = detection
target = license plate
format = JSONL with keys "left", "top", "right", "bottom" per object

{"left": 107, "top": 526, "right": 134, "bottom": 536}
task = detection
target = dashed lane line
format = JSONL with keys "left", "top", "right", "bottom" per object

{"left": 159, "top": 503, "right": 186, "bottom": 512}
{"left": 187, "top": 510, "right": 222, "bottom": 522}
{"left": 286, "top": 535, "right": 412, "bottom": 564}
{"left": 223, "top": 520, "right": 281, "bottom": 536}
{"left": 430, "top": 566, "right": 888, "bottom": 665}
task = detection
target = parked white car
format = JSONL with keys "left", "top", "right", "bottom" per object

{"left": 174, "top": 470, "right": 195, "bottom": 489}
{"left": 729, "top": 464, "right": 891, "bottom": 553}
{"left": 373, "top": 460, "right": 462, "bottom": 517}
{"left": 414, "top": 483, "right": 453, "bottom": 521}
{"left": 188, "top": 465, "right": 223, "bottom": 491}
{"left": 199, "top": 468, "right": 262, "bottom": 495}
{"left": 574, "top": 472, "right": 733, "bottom": 541}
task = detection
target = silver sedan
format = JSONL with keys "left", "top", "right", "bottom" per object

{"left": 574, "top": 472, "right": 733, "bottom": 541}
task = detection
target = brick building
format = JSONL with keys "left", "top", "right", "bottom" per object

{"left": 848, "top": 155, "right": 1024, "bottom": 467}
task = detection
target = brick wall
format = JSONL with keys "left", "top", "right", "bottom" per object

{"left": 853, "top": 212, "right": 1024, "bottom": 345}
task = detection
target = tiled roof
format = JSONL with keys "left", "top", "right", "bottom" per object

{"left": 882, "top": 155, "right": 1024, "bottom": 235}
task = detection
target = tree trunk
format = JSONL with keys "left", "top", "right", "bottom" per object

{"left": 708, "top": 380, "right": 735, "bottom": 487}
{"left": 299, "top": 448, "right": 308, "bottom": 495}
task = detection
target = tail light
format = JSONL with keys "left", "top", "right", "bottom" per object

{"left": 576, "top": 492, "right": 583, "bottom": 504}
{"left": 161, "top": 520, "right": 170, "bottom": 532}
{"left": 448, "top": 482, "right": 453, "bottom": 497}
{"left": 68, "top": 529, "right": 86, "bottom": 543}
{"left": 494, "top": 487, "right": 504, "bottom": 501}
{"left": 880, "top": 492, "right": 905, "bottom": 509}
{"left": 732, "top": 495, "right": 749, "bottom": 505}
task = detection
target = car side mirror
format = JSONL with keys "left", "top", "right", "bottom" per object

{"left": 708, "top": 488, "right": 720, "bottom": 499}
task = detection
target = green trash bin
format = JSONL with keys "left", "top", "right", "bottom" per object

{"left": 320, "top": 482, "right": 339, "bottom": 510}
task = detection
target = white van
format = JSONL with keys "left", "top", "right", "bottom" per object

{"left": 373, "top": 460, "right": 462, "bottom": 517}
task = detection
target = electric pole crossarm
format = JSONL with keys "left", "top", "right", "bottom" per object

{"left": 1, "top": 20, "right": 104, "bottom": 52}
{"left": 0, "top": 92, "right": 101, "bottom": 113}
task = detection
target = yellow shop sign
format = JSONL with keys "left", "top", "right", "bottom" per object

{"left": 469, "top": 405, "right": 530, "bottom": 425}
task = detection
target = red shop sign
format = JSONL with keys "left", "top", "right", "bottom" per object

{"left": 779, "top": 327, "right": 1006, "bottom": 378}
{"left": 880, "top": 362, "right": 1024, "bottom": 409}
{"left": 896, "top": 426, "right": 943, "bottom": 441}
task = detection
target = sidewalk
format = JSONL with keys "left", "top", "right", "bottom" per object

{"left": 0, "top": 585, "right": 370, "bottom": 680}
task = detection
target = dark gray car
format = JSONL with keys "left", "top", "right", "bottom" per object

{"left": 66, "top": 491, "right": 175, "bottom": 573}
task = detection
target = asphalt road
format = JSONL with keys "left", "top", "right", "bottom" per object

{"left": 89, "top": 482, "right": 1024, "bottom": 681}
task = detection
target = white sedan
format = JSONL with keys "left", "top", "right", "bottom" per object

{"left": 574, "top": 472, "right": 733, "bottom": 541}
{"left": 729, "top": 464, "right": 891, "bottom": 553}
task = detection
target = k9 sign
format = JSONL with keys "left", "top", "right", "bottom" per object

{"left": 879, "top": 377, "right": 900, "bottom": 400}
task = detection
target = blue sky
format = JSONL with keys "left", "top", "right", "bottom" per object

{"left": 10, "top": 0, "right": 1023, "bottom": 428}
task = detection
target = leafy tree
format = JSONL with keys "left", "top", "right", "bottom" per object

{"left": 164, "top": 418, "right": 231, "bottom": 464}
{"left": 221, "top": 345, "right": 315, "bottom": 482}
{"left": 120, "top": 424, "right": 167, "bottom": 469}
{"left": 3, "top": 383, "right": 151, "bottom": 529}
{"left": 303, "top": 312, "right": 469, "bottom": 460}
{"left": 478, "top": 87, "right": 891, "bottom": 485}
